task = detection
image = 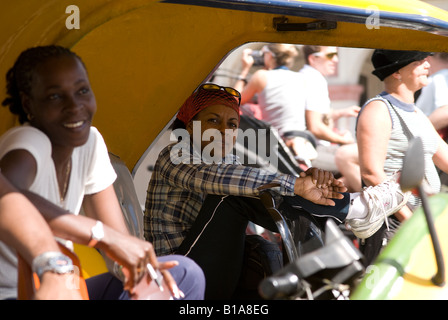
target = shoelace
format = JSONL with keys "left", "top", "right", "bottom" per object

{"left": 363, "top": 183, "right": 392, "bottom": 231}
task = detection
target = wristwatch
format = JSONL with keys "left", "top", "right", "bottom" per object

{"left": 32, "top": 252, "right": 74, "bottom": 281}
{"left": 87, "top": 220, "right": 104, "bottom": 247}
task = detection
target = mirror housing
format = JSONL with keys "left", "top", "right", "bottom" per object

{"left": 399, "top": 137, "right": 425, "bottom": 192}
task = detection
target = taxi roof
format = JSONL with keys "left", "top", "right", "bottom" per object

{"left": 165, "top": 0, "right": 448, "bottom": 34}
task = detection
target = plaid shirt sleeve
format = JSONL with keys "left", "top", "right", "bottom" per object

{"left": 159, "top": 144, "right": 297, "bottom": 197}
{"left": 145, "top": 143, "right": 297, "bottom": 255}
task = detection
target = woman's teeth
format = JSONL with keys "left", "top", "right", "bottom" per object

{"left": 64, "top": 121, "right": 83, "bottom": 128}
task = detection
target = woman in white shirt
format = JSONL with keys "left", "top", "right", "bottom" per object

{"left": 0, "top": 45, "right": 204, "bottom": 300}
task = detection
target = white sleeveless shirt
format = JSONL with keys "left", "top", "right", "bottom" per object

{"left": 361, "top": 92, "right": 440, "bottom": 207}
{"left": 257, "top": 68, "right": 307, "bottom": 136}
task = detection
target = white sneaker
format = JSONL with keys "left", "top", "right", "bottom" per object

{"left": 346, "top": 179, "right": 410, "bottom": 239}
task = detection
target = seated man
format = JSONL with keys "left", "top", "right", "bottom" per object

{"left": 300, "top": 45, "right": 361, "bottom": 192}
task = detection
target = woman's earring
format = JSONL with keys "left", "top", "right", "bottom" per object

{"left": 27, "top": 114, "right": 34, "bottom": 121}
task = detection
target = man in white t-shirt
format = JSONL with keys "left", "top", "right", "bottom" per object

{"left": 299, "top": 46, "right": 361, "bottom": 191}
{"left": 416, "top": 52, "right": 448, "bottom": 134}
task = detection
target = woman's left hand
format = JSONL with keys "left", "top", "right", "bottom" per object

{"left": 294, "top": 174, "right": 346, "bottom": 206}
{"left": 300, "top": 167, "right": 342, "bottom": 189}
{"left": 159, "top": 263, "right": 185, "bottom": 299}
{"left": 128, "top": 260, "right": 185, "bottom": 300}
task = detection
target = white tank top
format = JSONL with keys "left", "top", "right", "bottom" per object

{"left": 361, "top": 92, "right": 440, "bottom": 207}
{"left": 258, "top": 69, "right": 307, "bottom": 136}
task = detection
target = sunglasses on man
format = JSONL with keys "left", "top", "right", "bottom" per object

{"left": 312, "top": 51, "right": 338, "bottom": 60}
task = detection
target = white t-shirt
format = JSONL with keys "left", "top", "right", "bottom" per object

{"left": 299, "top": 64, "right": 331, "bottom": 146}
{"left": 416, "top": 69, "right": 448, "bottom": 116}
{"left": 299, "top": 64, "right": 331, "bottom": 115}
{"left": 0, "top": 125, "right": 117, "bottom": 299}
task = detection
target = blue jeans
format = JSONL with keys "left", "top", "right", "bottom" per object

{"left": 86, "top": 255, "right": 205, "bottom": 300}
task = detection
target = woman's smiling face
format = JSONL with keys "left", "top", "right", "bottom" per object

{"left": 397, "top": 58, "right": 430, "bottom": 91}
{"left": 187, "top": 104, "right": 239, "bottom": 159}
{"left": 23, "top": 55, "right": 96, "bottom": 149}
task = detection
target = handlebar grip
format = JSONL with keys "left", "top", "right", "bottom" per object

{"left": 259, "top": 272, "right": 300, "bottom": 299}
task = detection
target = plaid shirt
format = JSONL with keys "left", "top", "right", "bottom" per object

{"left": 144, "top": 141, "right": 297, "bottom": 256}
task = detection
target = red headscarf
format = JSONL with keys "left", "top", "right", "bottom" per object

{"left": 177, "top": 86, "right": 240, "bottom": 125}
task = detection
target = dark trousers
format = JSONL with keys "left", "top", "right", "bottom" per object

{"left": 359, "top": 215, "right": 401, "bottom": 266}
{"left": 176, "top": 193, "right": 350, "bottom": 299}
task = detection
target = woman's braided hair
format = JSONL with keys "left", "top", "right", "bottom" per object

{"left": 2, "top": 45, "right": 84, "bottom": 124}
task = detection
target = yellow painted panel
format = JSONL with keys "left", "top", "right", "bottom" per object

{"left": 392, "top": 206, "right": 448, "bottom": 300}
{"left": 73, "top": 243, "right": 108, "bottom": 279}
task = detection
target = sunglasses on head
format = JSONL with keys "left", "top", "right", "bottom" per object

{"left": 197, "top": 83, "right": 241, "bottom": 106}
{"left": 312, "top": 51, "right": 338, "bottom": 60}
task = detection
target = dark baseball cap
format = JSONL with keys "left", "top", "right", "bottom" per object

{"left": 371, "top": 49, "right": 432, "bottom": 81}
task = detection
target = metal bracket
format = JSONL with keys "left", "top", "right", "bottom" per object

{"left": 273, "top": 17, "right": 337, "bottom": 32}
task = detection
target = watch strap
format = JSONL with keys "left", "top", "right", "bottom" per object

{"left": 31, "top": 251, "right": 74, "bottom": 280}
{"left": 87, "top": 220, "right": 104, "bottom": 247}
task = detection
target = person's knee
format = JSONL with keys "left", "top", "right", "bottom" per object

{"left": 171, "top": 255, "right": 205, "bottom": 279}
{"left": 335, "top": 144, "right": 357, "bottom": 166}
{"left": 334, "top": 146, "right": 346, "bottom": 166}
{"left": 166, "top": 255, "right": 205, "bottom": 299}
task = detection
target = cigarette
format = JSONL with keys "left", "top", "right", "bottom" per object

{"left": 146, "top": 263, "right": 163, "bottom": 291}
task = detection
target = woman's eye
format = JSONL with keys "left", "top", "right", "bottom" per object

{"left": 79, "top": 87, "right": 90, "bottom": 94}
{"left": 48, "top": 94, "right": 61, "bottom": 100}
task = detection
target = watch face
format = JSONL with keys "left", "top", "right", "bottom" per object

{"left": 48, "top": 256, "right": 74, "bottom": 273}
{"left": 33, "top": 252, "right": 75, "bottom": 279}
